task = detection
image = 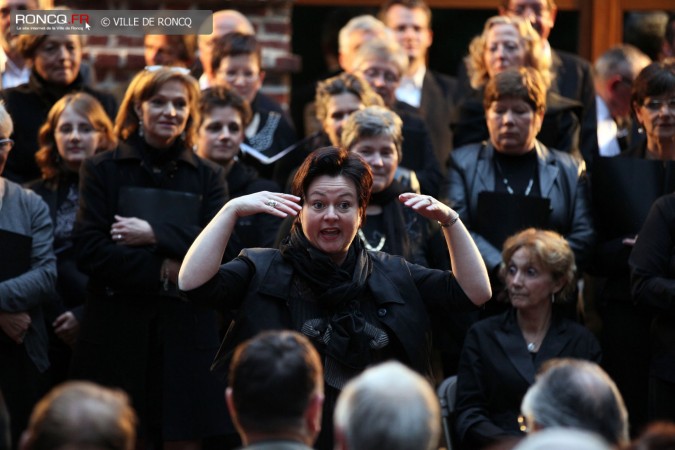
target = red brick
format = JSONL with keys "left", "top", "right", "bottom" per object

{"left": 272, "top": 55, "right": 301, "bottom": 73}
{"left": 259, "top": 40, "right": 289, "bottom": 51}
{"left": 262, "top": 21, "right": 289, "bottom": 35}
{"left": 85, "top": 35, "right": 109, "bottom": 46}
{"left": 126, "top": 54, "right": 146, "bottom": 71}
{"left": 117, "top": 36, "right": 145, "bottom": 47}
{"left": 95, "top": 54, "right": 120, "bottom": 70}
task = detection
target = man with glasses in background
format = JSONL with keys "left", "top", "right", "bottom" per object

{"left": 499, "top": 0, "right": 599, "bottom": 165}
{"left": 0, "top": 0, "right": 36, "bottom": 89}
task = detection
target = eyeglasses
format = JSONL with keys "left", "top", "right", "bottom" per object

{"left": 0, "top": 4, "right": 27, "bottom": 18}
{"left": 361, "top": 67, "right": 399, "bottom": 84}
{"left": 0, "top": 138, "right": 14, "bottom": 152}
{"left": 507, "top": 3, "right": 550, "bottom": 17}
{"left": 144, "top": 65, "right": 192, "bottom": 76}
{"left": 643, "top": 98, "right": 675, "bottom": 112}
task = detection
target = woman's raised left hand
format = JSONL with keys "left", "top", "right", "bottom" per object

{"left": 399, "top": 193, "right": 458, "bottom": 225}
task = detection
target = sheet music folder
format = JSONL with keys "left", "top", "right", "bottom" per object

{"left": 117, "top": 186, "right": 201, "bottom": 226}
{"left": 0, "top": 228, "right": 32, "bottom": 343}
{"left": 592, "top": 157, "right": 675, "bottom": 239}
{"left": 0, "top": 228, "right": 32, "bottom": 282}
{"left": 475, "top": 191, "right": 551, "bottom": 249}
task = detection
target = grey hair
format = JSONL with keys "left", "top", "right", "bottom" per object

{"left": 338, "top": 15, "right": 389, "bottom": 54}
{"left": 594, "top": 44, "right": 651, "bottom": 81}
{"left": 352, "top": 38, "right": 409, "bottom": 78}
{"left": 520, "top": 358, "right": 629, "bottom": 447}
{"left": 334, "top": 361, "right": 440, "bottom": 450}
{"left": 341, "top": 105, "right": 403, "bottom": 161}
{"left": 0, "top": 102, "right": 13, "bottom": 138}
{"left": 513, "top": 427, "right": 611, "bottom": 450}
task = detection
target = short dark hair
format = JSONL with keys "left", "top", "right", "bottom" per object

{"left": 211, "top": 32, "right": 262, "bottom": 75}
{"left": 631, "top": 60, "right": 675, "bottom": 109}
{"left": 291, "top": 146, "right": 373, "bottom": 222}
{"left": 229, "top": 331, "right": 323, "bottom": 434}
{"left": 378, "top": 0, "right": 432, "bottom": 26}
{"left": 199, "top": 86, "right": 253, "bottom": 127}
{"left": 483, "top": 67, "right": 547, "bottom": 113}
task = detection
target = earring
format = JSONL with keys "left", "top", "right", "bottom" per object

{"left": 138, "top": 120, "right": 144, "bottom": 137}
{"left": 551, "top": 293, "right": 555, "bottom": 304}
{"left": 638, "top": 125, "right": 644, "bottom": 134}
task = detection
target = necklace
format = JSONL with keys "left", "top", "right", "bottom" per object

{"left": 357, "top": 229, "right": 386, "bottom": 252}
{"left": 524, "top": 324, "right": 549, "bottom": 353}
{"left": 494, "top": 159, "right": 534, "bottom": 196}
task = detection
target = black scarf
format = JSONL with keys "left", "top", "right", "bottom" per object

{"left": 281, "top": 227, "right": 375, "bottom": 370}
{"left": 280, "top": 226, "right": 372, "bottom": 309}
{"left": 368, "top": 180, "right": 411, "bottom": 259}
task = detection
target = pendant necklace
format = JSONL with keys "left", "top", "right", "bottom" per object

{"left": 494, "top": 159, "right": 533, "bottom": 196}
{"left": 358, "top": 229, "right": 386, "bottom": 252}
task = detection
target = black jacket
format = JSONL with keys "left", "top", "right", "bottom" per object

{"left": 71, "top": 136, "right": 229, "bottom": 439}
{"left": 455, "top": 307, "right": 601, "bottom": 448}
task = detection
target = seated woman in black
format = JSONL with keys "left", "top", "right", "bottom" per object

{"left": 455, "top": 228, "right": 601, "bottom": 449}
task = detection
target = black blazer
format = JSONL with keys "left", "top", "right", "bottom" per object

{"left": 455, "top": 308, "right": 602, "bottom": 448}
{"left": 395, "top": 101, "right": 444, "bottom": 197}
{"left": 550, "top": 49, "right": 599, "bottom": 165}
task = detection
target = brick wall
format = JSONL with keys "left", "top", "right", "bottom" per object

{"left": 64, "top": 0, "right": 300, "bottom": 107}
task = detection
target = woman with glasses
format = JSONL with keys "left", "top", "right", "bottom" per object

{"left": 70, "top": 67, "right": 228, "bottom": 450}
{"left": 628, "top": 60, "right": 675, "bottom": 425}
{"left": 1, "top": 33, "right": 116, "bottom": 184}
{"left": 455, "top": 228, "right": 601, "bottom": 449}
{"left": 26, "top": 93, "right": 116, "bottom": 384}
{"left": 590, "top": 60, "right": 675, "bottom": 434}
{"left": 0, "top": 102, "right": 56, "bottom": 449}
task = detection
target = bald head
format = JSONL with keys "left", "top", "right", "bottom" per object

{"left": 199, "top": 10, "right": 255, "bottom": 82}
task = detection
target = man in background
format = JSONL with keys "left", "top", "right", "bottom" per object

{"left": 380, "top": 0, "right": 457, "bottom": 168}
{"left": 227, "top": 331, "right": 324, "bottom": 450}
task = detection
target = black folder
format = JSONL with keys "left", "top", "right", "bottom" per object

{"left": 117, "top": 186, "right": 202, "bottom": 226}
{"left": 0, "top": 228, "right": 32, "bottom": 343}
{"left": 0, "top": 228, "right": 32, "bottom": 282}
{"left": 592, "top": 157, "right": 675, "bottom": 239}
{"left": 475, "top": 191, "right": 551, "bottom": 249}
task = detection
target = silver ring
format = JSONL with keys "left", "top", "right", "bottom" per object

{"left": 115, "top": 234, "right": 122, "bottom": 240}
{"left": 265, "top": 200, "right": 278, "bottom": 208}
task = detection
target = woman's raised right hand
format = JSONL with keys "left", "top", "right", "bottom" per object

{"left": 227, "top": 191, "right": 302, "bottom": 219}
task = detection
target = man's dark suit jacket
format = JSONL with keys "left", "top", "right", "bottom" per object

{"left": 549, "top": 49, "right": 598, "bottom": 165}
{"left": 419, "top": 70, "right": 457, "bottom": 169}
